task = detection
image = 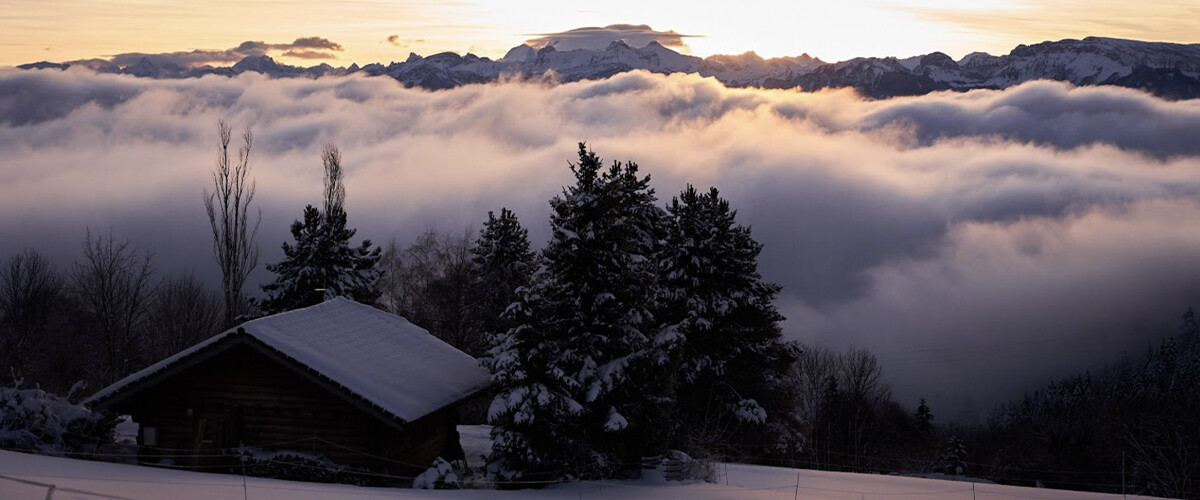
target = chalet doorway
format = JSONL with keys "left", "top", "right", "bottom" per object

{"left": 190, "top": 406, "right": 241, "bottom": 468}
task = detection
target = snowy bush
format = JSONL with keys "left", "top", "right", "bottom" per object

{"left": 0, "top": 381, "right": 115, "bottom": 455}
{"left": 648, "top": 450, "right": 720, "bottom": 483}
{"left": 413, "top": 456, "right": 460, "bottom": 489}
{"left": 675, "top": 450, "right": 721, "bottom": 483}
{"left": 236, "top": 446, "right": 373, "bottom": 485}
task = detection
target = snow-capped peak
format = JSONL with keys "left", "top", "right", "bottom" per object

{"left": 31, "top": 36, "right": 1200, "bottom": 100}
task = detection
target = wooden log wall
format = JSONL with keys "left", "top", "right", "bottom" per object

{"left": 116, "top": 343, "right": 460, "bottom": 478}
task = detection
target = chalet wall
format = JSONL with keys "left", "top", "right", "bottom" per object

{"left": 113, "top": 342, "right": 460, "bottom": 478}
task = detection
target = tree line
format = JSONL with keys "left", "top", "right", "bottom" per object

{"left": 959, "top": 309, "right": 1200, "bottom": 498}
{"left": 0, "top": 238, "right": 220, "bottom": 392}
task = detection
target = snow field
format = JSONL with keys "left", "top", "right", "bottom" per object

{"left": 0, "top": 426, "right": 1166, "bottom": 499}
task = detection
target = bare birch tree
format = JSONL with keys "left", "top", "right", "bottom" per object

{"left": 204, "top": 119, "right": 259, "bottom": 326}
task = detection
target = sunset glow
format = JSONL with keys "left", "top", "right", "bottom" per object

{"left": 4, "top": 0, "right": 1198, "bottom": 67}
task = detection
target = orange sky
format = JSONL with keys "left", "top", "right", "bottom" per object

{"left": 3, "top": 0, "right": 1199, "bottom": 67}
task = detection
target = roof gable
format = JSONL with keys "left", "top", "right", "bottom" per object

{"left": 86, "top": 298, "right": 490, "bottom": 423}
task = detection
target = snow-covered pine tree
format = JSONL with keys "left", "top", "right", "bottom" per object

{"left": 548, "top": 145, "right": 670, "bottom": 474}
{"left": 260, "top": 205, "right": 330, "bottom": 313}
{"left": 486, "top": 143, "right": 670, "bottom": 481}
{"left": 658, "top": 185, "right": 797, "bottom": 457}
{"left": 475, "top": 209, "right": 544, "bottom": 480}
{"left": 937, "top": 435, "right": 968, "bottom": 476}
{"left": 260, "top": 145, "right": 380, "bottom": 314}
{"left": 319, "top": 204, "right": 382, "bottom": 303}
{"left": 471, "top": 208, "right": 535, "bottom": 346}
{"left": 484, "top": 265, "right": 589, "bottom": 483}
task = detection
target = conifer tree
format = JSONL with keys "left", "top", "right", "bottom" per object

{"left": 471, "top": 208, "right": 535, "bottom": 344}
{"left": 914, "top": 398, "right": 934, "bottom": 435}
{"left": 938, "top": 435, "right": 969, "bottom": 476}
{"left": 260, "top": 145, "right": 380, "bottom": 313}
{"left": 487, "top": 143, "right": 669, "bottom": 480}
{"left": 484, "top": 266, "right": 588, "bottom": 482}
{"left": 260, "top": 205, "right": 330, "bottom": 312}
{"left": 659, "top": 185, "right": 796, "bottom": 456}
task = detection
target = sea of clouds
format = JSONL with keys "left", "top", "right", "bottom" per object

{"left": 3, "top": 67, "right": 1200, "bottom": 419}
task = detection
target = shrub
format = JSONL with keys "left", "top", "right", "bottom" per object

{"left": 0, "top": 381, "right": 115, "bottom": 455}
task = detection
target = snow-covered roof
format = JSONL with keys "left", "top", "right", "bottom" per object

{"left": 85, "top": 298, "right": 490, "bottom": 423}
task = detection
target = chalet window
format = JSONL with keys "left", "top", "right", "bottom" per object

{"left": 143, "top": 427, "right": 158, "bottom": 446}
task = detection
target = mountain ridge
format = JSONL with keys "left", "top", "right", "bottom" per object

{"left": 18, "top": 36, "right": 1200, "bottom": 99}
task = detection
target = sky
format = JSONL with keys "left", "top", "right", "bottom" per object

{"left": 4, "top": 0, "right": 1200, "bottom": 67}
{"left": 3, "top": 0, "right": 1200, "bottom": 421}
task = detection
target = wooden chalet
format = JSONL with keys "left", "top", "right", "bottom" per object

{"left": 83, "top": 297, "right": 490, "bottom": 478}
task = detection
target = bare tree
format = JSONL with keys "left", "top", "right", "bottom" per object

{"left": 840, "top": 347, "right": 890, "bottom": 407}
{"left": 788, "top": 343, "right": 839, "bottom": 434}
{"left": 70, "top": 230, "right": 155, "bottom": 382}
{"left": 839, "top": 347, "right": 891, "bottom": 466}
{"left": 378, "top": 228, "right": 483, "bottom": 354}
{"left": 204, "top": 119, "right": 259, "bottom": 327}
{"left": 0, "top": 248, "right": 63, "bottom": 375}
{"left": 144, "top": 272, "right": 222, "bottom": 362}
{"left": 321, "top": 143, "right": 345, "bottom": 219}
{"left": 378, "top": 235, "right": 435, "bottom": 320}
{"left": 1123, "top": 422, "right": 1199, "bottom": 498}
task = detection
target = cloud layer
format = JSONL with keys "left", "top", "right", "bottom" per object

{"left": 71, "top": 37, "right": 345, "bottom": 69}
{"left": 3, "top": 68, "right": 1199, "bottom": 419}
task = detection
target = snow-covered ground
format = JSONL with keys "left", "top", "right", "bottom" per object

{"left": 0, "top": 426, "right": 1165, "bottom": 499}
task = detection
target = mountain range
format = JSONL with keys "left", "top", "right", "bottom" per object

{"left": 19, "top": 37, "right": 1200, "bottom": 99}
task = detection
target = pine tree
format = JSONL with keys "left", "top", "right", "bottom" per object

{"left": 659, "top": 185, "right": 796, "bottom": 457}
{"left": 486, "top": 143, "right": 669, "bottom": 480}
{"left": 260, "top": 206, "right": 327, "bottom": 312}
{"left": 320, "top": 205, "right": 382, "bottom": 303}
{"left": 260, "top": 145, "right": 380, "bottom": 313}
{"left": 471, "top": 208, "right": 535, "bottom": 346}
{"left": 484, "top": 266, "right": 588, "bottom": 483}
{"left": 938, "top": 435, "right": 968, "bottom": 476}
{"left": 914, "top": 398, "right": 934, "bottom": 435}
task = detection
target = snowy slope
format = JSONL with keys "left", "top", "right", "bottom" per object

{"left": 0, "top": 443, "right": 1167, "bottom": 499}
